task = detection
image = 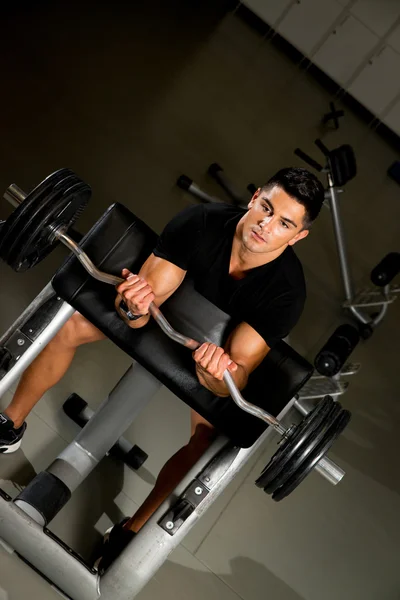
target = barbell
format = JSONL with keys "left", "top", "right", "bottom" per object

{"left": 0, "top": 169, "right": 351, "bottom": 500}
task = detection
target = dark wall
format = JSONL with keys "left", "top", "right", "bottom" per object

{"left": 0, "top": 0, "right": 233, "bottom": 221}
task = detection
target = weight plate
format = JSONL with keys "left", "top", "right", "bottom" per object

{"left": 9, "top": 179, "right": 90, "bottom": 272}
{"left": 5, "top": 173, "right": 81, "bottom": 267}
{"left": 272, "top": 409, "right": 351, "bottom": 501}
{"left": 264, "top": 401, "right": 341, "bottom": 494}
{"left": 0, "top": 169, "right": 75, "bottom": 264}
{"left": 255, "top": 396, "right": 334, "bottom": 491}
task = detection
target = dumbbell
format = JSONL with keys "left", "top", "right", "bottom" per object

{"left": 314, "top": 324, "right": 360, "bottom": 377}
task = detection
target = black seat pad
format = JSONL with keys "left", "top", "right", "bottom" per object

{"left": 329, "top": 144, "right": 357, "bottom": 187}
{"left": 52, "top": 203, "right": 312, "bottom": 447}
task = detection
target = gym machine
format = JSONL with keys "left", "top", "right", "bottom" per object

{"left": 0, "top": 170, "right": 351, "bottom": 599}
{"left": 294, "top": 140, "right": 400, "bottom": 339}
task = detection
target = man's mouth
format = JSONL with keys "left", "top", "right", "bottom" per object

{"left": 251, "top": 230, "right": 265, "bottom": 243}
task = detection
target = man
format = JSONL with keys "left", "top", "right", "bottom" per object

{"left": 0, "top": 167, "right": 324, "bottom": 570}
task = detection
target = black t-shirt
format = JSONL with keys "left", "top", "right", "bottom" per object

{"left": 153, "top": 203, "right": 306, "bottom": 348}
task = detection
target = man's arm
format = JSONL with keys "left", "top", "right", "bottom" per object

{"left": 193, "top": 322, "right": 271, "bottom": 397}
{"left": 115, "top": 254, "right": 186, "bottom": 328}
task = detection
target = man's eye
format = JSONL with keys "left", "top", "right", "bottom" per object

{"left": 281, "top": 221, "right": 288, "bottom": 228}
{"left": 262, "top": 205, "right": 272, "bottom": 214}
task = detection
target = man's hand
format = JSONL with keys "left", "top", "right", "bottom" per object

{"left": 115, "top": 268, "right": 155, "bottom": 324}
{"left": 193, "top": 343, "right": 239, "bottom": 396}
{"left": 192, "top": 324, "right": 271, "bottom": 397}
{"left": 193, "top": 343, "right": 238, "bottom": 380}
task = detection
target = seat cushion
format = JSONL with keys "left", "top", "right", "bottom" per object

{"left": 329, "top": 144, "right": 357, "bottom": 187}
{"left": 52, "top": 203, "right": 313, "bottom": 447}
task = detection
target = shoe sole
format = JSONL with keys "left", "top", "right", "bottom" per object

{"left": 93, "top": 525, "right": 114, "bottom": 571}
{"left": 0, "top": 439, "right": 22, "bottom": 454}
{"left": 93, "top": 520, "right": 131, "bottom": 572}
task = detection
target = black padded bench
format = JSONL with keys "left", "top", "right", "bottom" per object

{"left": 52, "top": 203, "right": 313, "bottom": 448}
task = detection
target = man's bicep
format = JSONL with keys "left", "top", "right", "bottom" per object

{"left": 225, "top": 322, "right": 271, "bottom": 377}
{"left": 138, "top": 253, "right": 186, "bottom": 306}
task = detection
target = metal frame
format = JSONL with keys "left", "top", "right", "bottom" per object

{"left": 325, "top": 173, "right": 395, "bottom": 327}
{"left": 0, "top": 419, "right": 287, "bottom": 600}
{"left": 0, "top": 284, "right": 75, "bottom": 398}
{"left": 0, "top": 283, "right": 346, "bottom": 599}
{"left": 0, "top": 286, "right": 297, "bottom": 600}
{"left": 297, "top": 362, "right": 361, "bottom": 404}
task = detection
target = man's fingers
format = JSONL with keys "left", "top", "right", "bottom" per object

{"left": 116, "top": 273, "right": 140, "bottom": 293}
{"left": 207, "top": 347, "right": 225, "bottom": 374}
{"left": 122, "top": 281, "right": 152, "bottom": 301}
{"left": 193, "top": 343, "right": 210, "bottom": 360}
{"left": 193, "top": 344, "right": 237, "bottom": 380}
{"left": 214, "top": 353, "right": 235, "bottom": 380}
{"left": 198, "top": 346, "right": 217, "bottom": 369}
{"left": 135, "top": 291, "right": 155, "bottom": 312}
{"left": 193, "top": 343, "right": 216, "bottom": 366}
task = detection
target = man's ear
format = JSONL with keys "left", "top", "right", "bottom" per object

{"left": 288, "top": 229, "right": 309, "bottom": 246}
{"left": 248, "top": 188, "right": 260, "bottom": 209}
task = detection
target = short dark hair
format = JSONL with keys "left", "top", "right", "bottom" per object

{"left": 261, "top": 167, "right": 324, "bottom": 229}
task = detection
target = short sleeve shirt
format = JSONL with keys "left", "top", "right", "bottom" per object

{"left": 153, "top": 203, "right": 306, "bottom": 348}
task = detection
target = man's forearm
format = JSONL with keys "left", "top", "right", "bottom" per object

{"left": 196, "top": 364, "right": 248, "bottom": 397}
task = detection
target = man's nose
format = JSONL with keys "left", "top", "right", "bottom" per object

{"left": 259, "top": 214, "right": 273, "bottom": 229}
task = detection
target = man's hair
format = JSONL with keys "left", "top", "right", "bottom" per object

{"left": 261, "top": 167, "right": 324, "bottom": 229}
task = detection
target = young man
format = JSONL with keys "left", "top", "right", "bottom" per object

{"left": 0, "top": 167, "right": 324, "bottom": 569}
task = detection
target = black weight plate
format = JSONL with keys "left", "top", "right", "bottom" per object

{"left": 0, "top": 169, "right": 75, "bottom": 264}
{"left": 264, "top": 402, "right": 342, "bottom": 494}
{"left": 255, "top": 396, "right": 334, "bottom": 490}
{"left": 10, "top": 180, "right": 90, "bottom": 272}
{"left": 272, "top": 409, "right": 351, "bottom": 501}
{"left": 5, "top": 176, "right": 79, "bottom": 271}
{"left": 0, "top": 169, "right": 74, "bottom": 253}
{"left": 6, "top": 173, "right": 81, "bottom": 267}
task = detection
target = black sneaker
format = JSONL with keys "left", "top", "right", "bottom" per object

{"left": 95, "top": 518, "right": 136, "bottom": 574}
{"left": 0, "top": 413, "right": 27, "bottom": 454}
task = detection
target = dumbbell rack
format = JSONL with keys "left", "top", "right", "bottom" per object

{"left": 343, "top": 285, "right": 399, "bottom": 309}
{"left": 297, "top": 362, "right": 361, "bottom": 402}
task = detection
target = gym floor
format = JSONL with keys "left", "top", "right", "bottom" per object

{"left": 0, "top": 2, "right": 399, "bottom": 599}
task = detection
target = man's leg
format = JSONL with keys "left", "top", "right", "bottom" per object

{"left": 3, "top": 313, "right": 105, "bottom": 429}
{"left": 123, "top": 410, "right": 217, "bottom": 533}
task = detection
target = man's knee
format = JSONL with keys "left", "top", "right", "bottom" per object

{"left": 53, "top": 313, "right": 105, "bottom": 349}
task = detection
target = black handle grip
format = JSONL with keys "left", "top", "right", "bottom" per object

{"left": 314, "top": 138, "right": 330, "bottom": 157}
{"left": 371, "top": 252, "right": 400, "bottom": 287}
{"left": 294, "top": 148, "right": 323, "bottom": 172}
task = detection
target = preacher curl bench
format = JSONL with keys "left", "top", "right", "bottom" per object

{"left": 0, "top": 171, "right": 350, "bottom": 600}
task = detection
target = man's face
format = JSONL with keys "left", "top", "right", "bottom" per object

{"left": 240, "top": 186, "right": 309, "bottom": 254}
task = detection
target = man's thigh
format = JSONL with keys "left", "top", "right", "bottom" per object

{"left": 66, "top": 312, "right": 106, "bottom": 346}
{"left": 190, "top": 409, "right": 215, "bottom": 438}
